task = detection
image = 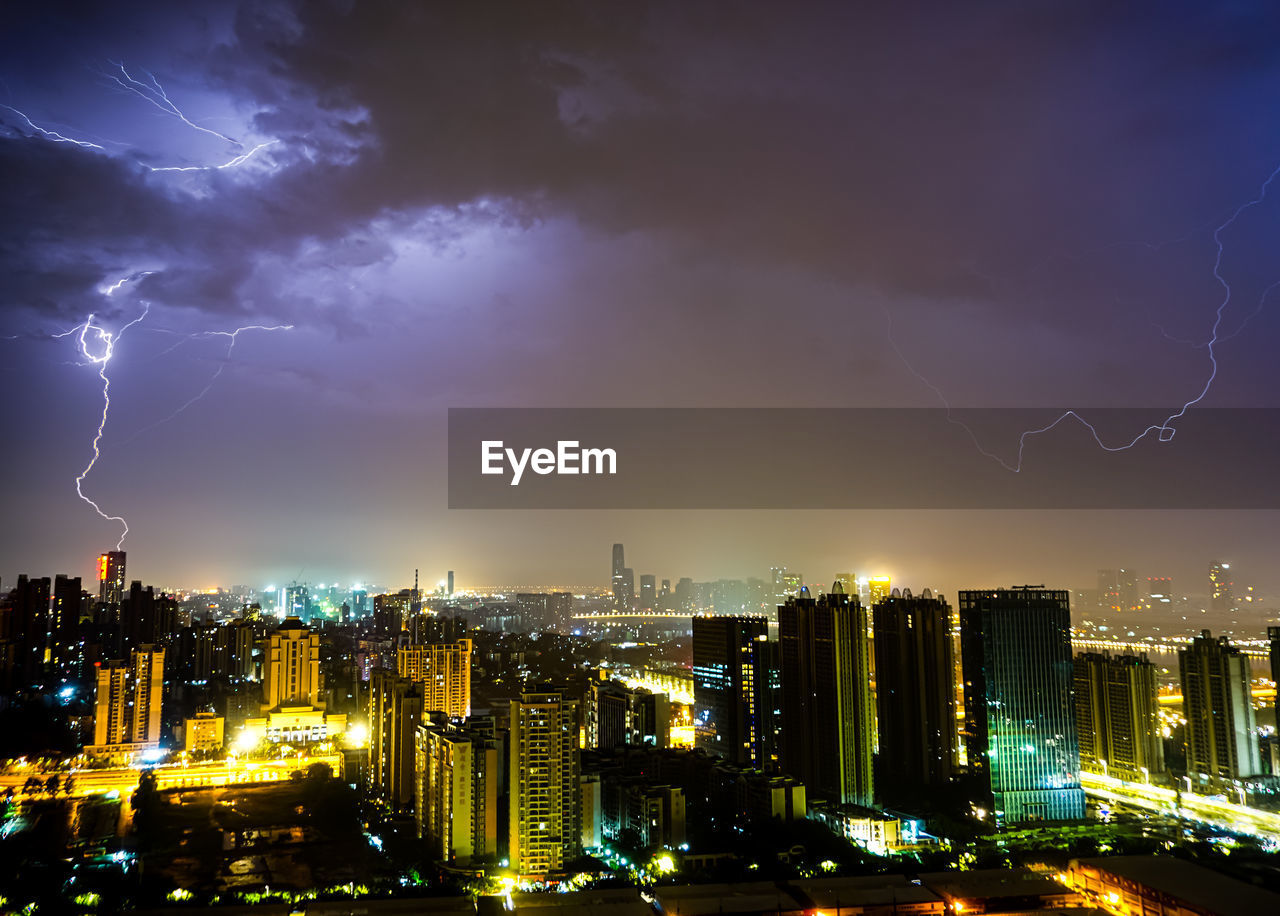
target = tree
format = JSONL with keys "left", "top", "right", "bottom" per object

{"left": 44, "top": 774, "right": 60, "bottom": 796}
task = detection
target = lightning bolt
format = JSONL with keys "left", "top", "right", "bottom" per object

{"left": 71, "top": 300, "right": 149, "bottom": 549}
{"left": 100, "top": 61, "right": 240, "bottom": 147}
{"left": 889, "top": 159, "right": 1280, "bottom": 472}
{"left": 146, "top": 140, "right": 279, "bottom": 173}
{"left": 1, "top": 105, "right": 105, "bottom": 149}
{"left": 118, "top": 324, "right": 294, "bottom": 443}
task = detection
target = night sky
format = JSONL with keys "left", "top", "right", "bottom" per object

{"left": 3, "top": 1, "right": 1280, "bottom": 600}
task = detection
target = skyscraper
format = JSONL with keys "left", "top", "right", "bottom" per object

{"left": 1074, "top": 652, "right": 1164, "bottom": 780}
{"left": 1269, "top": 626, "right": 1280, "bottom": 698}
{"left": 866, "top": 575, "right": 892, "bottom": 608}
{"left": 611, "top": 544, "right": 626, "bottom": 612}
{"left": 9, "top": 575, "right": 50, "bottom": 687}
{"left": 1209, "top": 563, "right": 1234, "bottom": 614}
{"left": 639, "top": 574, "right": 656, "bottom": 610}
{"left": 261, "top": 618, "right": 325, "bottom": 711}
{"left": 958, "top": 587, "right": 1084, "bottom": 825}
{"left": 1097, "top": 568, "right": 1140, "bottom": 613}
{"left": 51, "top": 574, "right": 82, "bottom": 681}
{"left": 369, "top": 669, "right": 423, "bottom": 809}
{"left": 1180, "top": 631, "right": 1261, "bottom": 780}
{"left": 692, "top": 614, "right": 773, "bottom": 768}
{"left": 778, "top": 585, "right": 874, "bottom": 807}
{"left": 509, "top": 687, "right": 581, "bottom": 878}
{"left": 872, "top": 588, "right": 958, "bottom": 800}
{"left": 397, "top": 638, "right": 472, "bottom": 718}
{"left": 98, "top": 551, "right": 126, "bottom": 610}
{"left": 416, "top": 715, "right": 500, "bottom": 864}
{"left": 91, "top": 644, "right": 165, "bottom": 753}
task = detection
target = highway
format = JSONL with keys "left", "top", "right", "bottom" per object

{"left": 1081, "top": 772, "right": 1280, "bottom": 843}
{"left": 0, "top": 753, "right": 345, "bottom": 799}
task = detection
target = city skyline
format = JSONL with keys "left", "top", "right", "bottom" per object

{"left": 3, "top": 3, "right": 1280, "bottom": 591}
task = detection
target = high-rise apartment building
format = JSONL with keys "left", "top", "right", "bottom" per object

{"left": 51, "top": 574, "right": 82, "bottom": 681}
{"left": 369, "top": 669, "right": 424, "bottom": 809}
{"left": 639, "top": 575, "right": 656, "bottom": 611}
{"left": 1269, "top": 626, "right": 1280, "bottom": 697}
{"left": 585, "top": 678, "right": 670, "bottom": 750}
{"left": 397, "top": 638, "right": 472, "bottom": 718}
{"left": 692, "top": 615, "right": 773, "bottom": 768}
{"left": 416, "top": 715, "right": 500, "bottom": 864}
{"left": 1074, "top": 652, "right": 1164, "bottom": 780}
{"left": 778, "top": 585, "right": 874, "bottom": 807}
{"left": 1097, "top": 569, "right": 1141, "bottom": 613}
{"left": 98, "top": 551, "right": 126, "bottom": 610}
{"left": 91, "top": 644, "right": 165, "bottom": 752}
{"left": 866, "top": 576, "right": 892, "bottom": 608}
{"left": 958, "top": 587, "right": 1084, "bottom": 825}
{"left": 872, "top": 589, "right": 958, "bottom": 799}
{"left": 1180, "top": 631, "right": 1261, "bottom": 780}
{"left": 1209, "top": 563, "right": 1234, "bottom": 614}
{"left": 509, "top": 687, "right": 581, "bottom": 878}
{"left": 8, "top": 575, "right": 50, "bottom": 688}
{"left": 261, "top": 618, "right": 324, "bottom": 711}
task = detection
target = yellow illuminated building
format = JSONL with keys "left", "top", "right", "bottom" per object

{"left": 397, "top": 639, "right": 472, "bottom": 718}
{"left": 89, "top": 644, "right": 164, "bottom": 759}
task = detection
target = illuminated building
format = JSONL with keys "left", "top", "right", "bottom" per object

{"left": 509, "top": 686, "right": 581, "bottom": 878}
{"left": 415, "top": 715, "right": 500, "bottom": 864}
{"left": 1180, "top": 630, "right": 1261, "bottom": 781}
{"left": 611, "top": 543, "right": 627, "bottom": 612}
{"left": 639, "top": 574, "right": 656, "bottom": 610}
{"left": 958, "top": 587, "right": 1084, "bottom": 824}
{"left": 447, "top": 570, "right": 454, "bottom": 596}
{"left": 98, "top": 550, "right": 126, "bottom": 610}
{"left": 5, "top": 575, "right": 50, "bottom": 689}
{"left": 584, "top": 677, "right": 670, "bottom": 749}
{"left": 1270, "top": 625, "right": 1280, "bottom": 694}
{"left": 261, "top": 617, "right": 323, "bottom": 710}
{"left": 1209, "top": 562, "right": 1234, "bottom": 613}
{"left": 183, "top": 712, "right": 225, "bottom": 753}
{"left": 369, "top": 668, "right": 423, "bottom": 809}
{"left": 692, "top": 615, "right": 773, "bottom": 767}
{"left": 90, "top": 644, "right": 164, "bottom": 755}
{"left": 1073, "top": 652, "right": 1164, "bottom": 780}
{"left": 51, "top": 574, "right": 83, "bottom": 681}
{"left": 873, "top": 589, "right": 958, "bottom": 799}
{"left": 779, "top": 584, "right": 874, "bottom": 807}
{"left": 240, "top": 617, "right": 346, "bottom": 746}
{"left": 866, "top": 575, "right": 891, "bottom": 608}
{"left": 396, "top": 638, "right": 472, "bottom": 718}
{"left": 1144, "top": 576, "right": 1174, "bottom": 610}
{"left": 1097, "top": 568, "right": 1141, "bottom": 613}
{"left": 771, "top": 566, "right": 802, "bottom": 608}
{"left": 516, "top": 592, "right": 572, "bottom": 628}
{"left": 373, "top": 590, "right": 412, "bottom": 635}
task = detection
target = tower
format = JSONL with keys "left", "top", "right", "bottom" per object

{"left": 1209, "top": 563, "right": 1234, "bottom": 614}
{"left": 872, "top": 588, "right": 958, "bottom": 800}
{"left": 1180, "top": 630, "right": 1260, "bottom": 780}
{"left": 260, "top": 617, "right": 324, "bottom": 711}
{"left": 959, "top": 587, "right": 1084, "bottom": 825}
{"left": 778, "top": 585, "right": 874, "bottom": 807}
{"left": 397, "top": 638, "right": 472, "bottom": 718}
{"left": 1074, "top": 652, "right": 1164, "bottom": 780}
{"left": 91, "top": 644, "right": 164, "bottom": 752}
{"left": 692, "top": 614, "right": 773, "bottom": 768}
{"left": 98, "top": 551, "right": 126, "bottom": 610}
{"left": 611, "top": 544, "right": 626, "bottom": 612}
{"left": 509, "top": 687, "right": 581, "bottom": 878}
